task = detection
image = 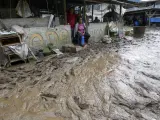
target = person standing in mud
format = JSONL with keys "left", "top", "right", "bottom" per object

{"left": 93, "top": 17, "right": 100, "bottom": 23}
{"left": 67, "top": 7, "right": 77, "bottom": 40}
{"left": 133, "top": 16, "right": 139, "bottom": 26}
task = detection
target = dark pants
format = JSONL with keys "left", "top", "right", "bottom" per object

{"left": 75, "top": 32, "right": 90, "bottom": 45}
{"left": 71, "top": 28, "right": 74, "bottom": 39}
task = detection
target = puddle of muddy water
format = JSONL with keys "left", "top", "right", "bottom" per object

{"left": 0, "top": 87, "right": 64, "bottom": 120}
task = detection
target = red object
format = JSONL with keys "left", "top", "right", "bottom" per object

{"left": 67, "top": 13, "right": 77, "bottom": 29}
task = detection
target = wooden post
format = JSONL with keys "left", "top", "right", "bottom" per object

{"left": 63, "top": 0, "right": 67, "bottom": 24}
{"left": 92, "top": 5, "right": 94, "bottom": 22}
{"left": 149, "top": 15, "right": 151, "bottom": 27}
{"left": 83, "top": 0, "right": 86, "bottom": 22}
{"left": 101, "top": 4, "right": 102, "bottom": 22}
{"left": 56, "top": 0, "right": 58, "bottom": 16}
{"left": 22, "top": 0, "right": 25, "bottom": 18}
{"left": 83, "top": 0, "right": 88, "bottom": 32}
{"left": 146, "top": 11, "right": 156, "bottom": 27}
{"left": 120, "top": 4, "right": 122, "bottom": 16}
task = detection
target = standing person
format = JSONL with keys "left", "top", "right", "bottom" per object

{"left": 133, "top": 16, "right": 139, "bottom": 26}
{"left": 67, "top": 7, "right": 77, "bottom": 39}
{"left": 93, "top": 17, "right": 100, "bottom": 23}
{"left": 74, "top": 17, "right": 90, "bottom": 46}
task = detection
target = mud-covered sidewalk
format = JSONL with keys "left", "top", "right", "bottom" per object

{"left": 0, "top": 28, "right": 160, "bottom": 120}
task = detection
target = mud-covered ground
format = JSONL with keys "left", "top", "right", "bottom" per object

{"left": 0, "top": 28, "right": 160, "bottom": 120}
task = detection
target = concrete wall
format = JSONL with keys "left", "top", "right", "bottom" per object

{"left": 88, "top": 23, "right": 107, "bottom": 42}
{"left": 24, "top": 25, "right": 71, "bottom": 49}
{"left": 1, "top": 18, "right": 49, "bottom": 28}
{"left": 23, "top": 23, "right": 107, "bottom": 49}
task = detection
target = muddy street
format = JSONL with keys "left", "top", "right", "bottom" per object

{"left": 0, "top": 28, "right": 160, "bottom": 120}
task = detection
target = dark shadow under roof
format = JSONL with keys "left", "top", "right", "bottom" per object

{"left": 66, "top": 0, "right": 138, "bottom": 6}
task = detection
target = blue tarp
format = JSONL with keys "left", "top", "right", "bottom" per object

{"left": 128, "top": 0, "right": 140, "bottom": 2}
{"left": 150, "top": 17, "right": 160, "bottom": 23}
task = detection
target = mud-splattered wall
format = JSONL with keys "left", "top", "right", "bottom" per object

{"left": 88, "top": 23, "right": 107, "bottom": 42}
{"left": 2, "top": 18, "right": 107, "bottom": 49}
{"left": 23, "top": 23, "right": 107, "bottom": 49}
{"left": 24, "top": 25, "right": 71, "bottom": 49}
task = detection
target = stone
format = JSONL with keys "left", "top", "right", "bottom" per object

{"left": 19, "top": 66, "right": 25, "bottom": 70}
{"left": 102, "top": 35, "right": 112, "bottom": 44}
{"left": 76, "top": 46, "right": 84, "bottom": 52}
{"left": 124, "top": 36, "right": 133, "bottom": 41}
{"left": 62, "top": 44, "right": 77, "bottom": 53}
{"left": 66, "top": 57, "right": 79, "bottom": 63}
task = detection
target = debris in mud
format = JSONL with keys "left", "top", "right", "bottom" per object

{"left": 66, "top": 57, "right": 79, "bottom": 63}
{"left": 41, "top": 93, "right": 58, "bottom": 99}
{"left": 101, "top": 35, "right": 112, "bottom": 44}
{"left": 52, "top": 49, "right": 63, "bottom": 56}
{"left": 124, "top": 36, "right": 133, "bottom": 41}
{"left": 62, "top": 44, "right": 77, "bottom": 53}
{"left": 73, "top": 96, "right": 89, "bottom": 110}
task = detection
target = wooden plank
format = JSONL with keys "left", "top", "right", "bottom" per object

{"left": 64, "top": 0, "right": 67, "bottom": 24}
{"left": 0, "top": 35, "right": 18, "bottom": 40}
{"left": 92, "top": 5, "right": 94, "bottom": 22}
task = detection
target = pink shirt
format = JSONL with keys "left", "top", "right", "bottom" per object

{"left": 78, "top": 24, "right": 85, "bottom": 34}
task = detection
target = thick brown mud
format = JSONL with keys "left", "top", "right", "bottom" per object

{"left": 0, "top": 28, "right": 160, "bottom": 120}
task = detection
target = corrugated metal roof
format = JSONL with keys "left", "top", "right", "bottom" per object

{"left": 128, "top": 0, "right": 158, "bottom": 2}
{"left": 126, "top": 1, "right": 160, "bottom": 12}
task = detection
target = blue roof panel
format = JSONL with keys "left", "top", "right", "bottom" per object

{"left": 128, "top": 0, "right": 140, "bottom": 2}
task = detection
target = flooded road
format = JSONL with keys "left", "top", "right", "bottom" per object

{"left": 0, "top": 28, "right": 160, "bottom": 120}
{"left": 106, "top": 29, "right": 160, "bottom": 120}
